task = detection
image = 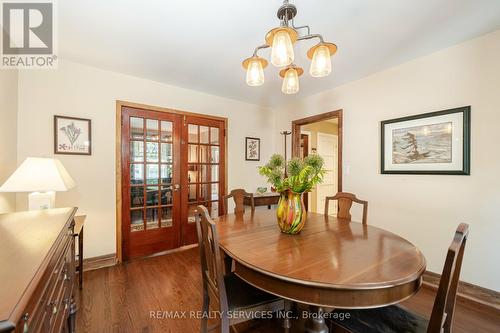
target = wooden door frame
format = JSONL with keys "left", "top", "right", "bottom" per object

{"left": 115, "top": 100, "right": 228, "bottom": 263}
{"left": 291, "top": 109, "right": 343, "bottom": 192}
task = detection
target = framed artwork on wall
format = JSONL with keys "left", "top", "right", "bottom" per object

{"left": 381, "top": 106, "right": 470, "bottom": 175}
{"left": 54, "top": 115, "right": 92, "bottom": 155}
{"left": 245, "top": 137, "right": 260, "bottom": 161}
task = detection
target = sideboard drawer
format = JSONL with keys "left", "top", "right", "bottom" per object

{"left": 11, "top": 216, "right": 77, "bottom": 333}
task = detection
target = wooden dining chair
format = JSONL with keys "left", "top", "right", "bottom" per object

{"left": 195, "top": 205, "right": 284, "bottom": 333}
{"left": 324, "top": 192, "right": 368, "bottom": 224}
{"left": 327, "top": 223, "right": 469, "bottom": 333}
{"left": 223, "top": 189, "right": 255, "bottom": 214}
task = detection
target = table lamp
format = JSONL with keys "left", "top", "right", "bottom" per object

{"left": 0, "top": 157, "right": 75, "bottom": 210}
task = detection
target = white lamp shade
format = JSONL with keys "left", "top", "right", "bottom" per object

{"left": 0, "top": 157, "right": 75, "bottom": 192}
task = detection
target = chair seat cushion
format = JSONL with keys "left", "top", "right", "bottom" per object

{"left": 328, "top": 305, "right": 429, "bottom": 333}
{"left": 224, "top": 273, "right": 281, "bottom": 311}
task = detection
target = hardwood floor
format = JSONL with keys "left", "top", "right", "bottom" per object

{"left": 76, "top": 247, "right": 500, "bottom": 333}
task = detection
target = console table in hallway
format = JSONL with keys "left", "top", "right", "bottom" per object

{"left": 245, "top": 192, "right": 280, "bottom": 209}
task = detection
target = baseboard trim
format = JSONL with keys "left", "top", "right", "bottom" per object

{"left": 423, "top": 271, "right": 499, "bottom": 311}
{"left": 82, "top": 245, "right": 199, "bottom": 271}
{"left": 83, "top": 253, "right": 117, "bottom": 272}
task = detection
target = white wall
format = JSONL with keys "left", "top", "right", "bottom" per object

{"left": 17, "top": 59, "right": 275, "bottom": 258}
{"left": 0, "top": 69, "right": 18, "bottom": 213}
{"left": 275, "top": 30, "right": 500, "bottom": 291}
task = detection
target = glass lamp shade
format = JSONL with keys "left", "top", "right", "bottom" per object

{"left": 271, "top": 29, "right": 295, "bottom": 67}
{"left": 281, "top": 68, "right": 300, "bottom": 94}
{"left": 245, "top": 59, "right": 265, "bottom": 86}
{"left": 309, "top": 45, "right": 332, "bottom": 77}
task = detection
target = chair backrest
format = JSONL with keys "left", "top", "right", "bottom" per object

{"left": 223, "top": 189, "right": 254, "bottom": 214}
{"left": 195, "top": 205, "right": 229, "bottom": 312}
{"left": 324, "top": 192, "right": 368, "bottom": 224}
{"left": 427, "top": 223, "right": 469, "bottom": 333}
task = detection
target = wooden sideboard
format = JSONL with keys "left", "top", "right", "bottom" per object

{"left": 0, "top": 208, "right": 78, "bottom": 333}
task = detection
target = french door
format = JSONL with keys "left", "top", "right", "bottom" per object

{"left": 121, "top": 106, "right": 225, "bottom": 259}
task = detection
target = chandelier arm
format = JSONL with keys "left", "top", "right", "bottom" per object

{"left": 252, "top": 44, "right": 270, "bottom": 57}
{"left": 291, "top": 21, "right": 311, "bottom": 35}
{"left": 297, "top": 33, "right": 324, "bottom": 44}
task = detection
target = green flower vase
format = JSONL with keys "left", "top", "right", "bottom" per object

{"left": 276, "top": 190, "right": 307, "bottom": 234}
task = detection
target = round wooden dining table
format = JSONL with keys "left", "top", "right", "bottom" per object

{"left": 215, "top": 209, "right": 426, "bottom": 333}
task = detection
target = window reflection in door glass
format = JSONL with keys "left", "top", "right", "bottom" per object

{"left": 146, "top": 164, "right": 159, "bottom": 184}
{"left": 210, "top": 127, "right": 219, "bottom": 144}
{"left": 211, "top": 165, "right": 219, "bottom": 182}
{"left": 130, "top": 117, "right": 144, "bottom": 140}
{"left": 161, "top": 121, "right": 173, "bottom": 142}
{"left": 211, "top": 146, "right": 219, "bottom": 163}
{"left": 188, "top": 164, "right": 197, "bottom": 183}
{"left": 146, "top": 186, "right": 159, "bottom": 206}
{"left": 146, "top": 119, "right": 159, "bottom": 140}
{"left": 130, "top": 210, "right": 144, "bottom": 232}
{"left": 161, "top": 143, "right": 173, "bottom": 163}
{"left": 161, "top": 207, "right": 173, "bottom": 227}
{"left": 188, "top": 184, "right": 197, "bottom": 202}
{"left": 200, "top": 184, "right": 210, "bottom": 201}
{"left": 160, "top": 186, "right": 173, "bottom": 205}
{"left": 210, "top": 202, "right": 219, "bottom": 218}
{"left": 188, "top": 145, "right": 198, "bottom": 163}
{"left": 161, "top": 165, "right": 172, "bottom": 184}
{"left": 200, "top": 145, "right": 209, "bottom": 163}
{"left": 146, "top": 208, "right": 159, "bottom": 229}
{"left": 130, "top": 164, "right": 144, "bottom": 185}
{"left": 188, "top": 124, "right": 198, "bottom": 143}
{"left": 146, "top": 142, "right": 159, "bottom": 162}
{"left": 200, "top": 165, "right": 209, "bottom": 183}
{"left": 130, "top": 187, "right": 143, "bottom": 207}
{"left": 130, "top": 141, "right": 144, "bottom": 162}
{"left": 211, "top": 183, "right": 219, "bottom": 201}
{"left": 200, "top": 126, "right": 209, "bottom": 144}
{"left": 188, "top": 205, "right": 197, "bottom": 224}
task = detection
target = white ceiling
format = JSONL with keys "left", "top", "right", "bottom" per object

{"left": 59, "top": 0, "right": 500, "bottom": 107}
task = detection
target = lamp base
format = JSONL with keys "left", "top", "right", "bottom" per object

{"left": 28, "top": 191, "right": 56, "bottom": 210}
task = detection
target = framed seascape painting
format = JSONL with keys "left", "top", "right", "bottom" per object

{"left": 381, "top": 106, "right": 470, "bottom": 175}
{"left": 245, "top": 137, "right": 260, "bottom": 161}
{"left": 54, "top": 115, "right": 92, "bottom": 155}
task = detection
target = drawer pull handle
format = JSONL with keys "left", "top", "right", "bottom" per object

{"left": 64, "top": 273, "right": 68, "bottom": 280}
{"left": 22, "top": 313, "right": 29, "bottom": 333}
{"left": 53, "top": 304, "right": 58, "bottom": 315}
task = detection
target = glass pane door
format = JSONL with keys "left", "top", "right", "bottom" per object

{"left": 181, "top": 116, "right": 225, "bottom": 246}
{"left": 122, "top": 107, "right": 182, "bottom": 259}
{"left": 121, "top": 106, "right": 226, "bottom": 258}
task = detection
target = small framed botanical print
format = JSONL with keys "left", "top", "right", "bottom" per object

{"left": 54, "top": 115, "right": 92, "bottom": 155}
{"left": 381, "top": 106, "right": 470, "bottom": 175}
{"left": 245, "top": 137, "right": 260, "bottom": 161}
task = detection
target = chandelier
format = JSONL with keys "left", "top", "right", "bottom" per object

{"left": 242, "top": 0, "right": 337, "bottom": 94}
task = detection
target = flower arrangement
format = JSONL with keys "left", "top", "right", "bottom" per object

{"left": 258, "top": 153, "right": 326, "bottom": 193}
{"left": 259, "top": 153, "right": 325, "bottom": 234}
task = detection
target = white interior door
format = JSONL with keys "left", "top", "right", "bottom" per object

{"left": 316, "top": 133, "right": 338, "bottom": 215}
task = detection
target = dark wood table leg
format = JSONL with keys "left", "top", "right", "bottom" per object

{"left": 305, "top": 306, "right": 329, "bottom": 333}
{"left": 79, "top": 226, "right": 84, "bottom": 290}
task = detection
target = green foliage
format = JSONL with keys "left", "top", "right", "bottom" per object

{"left": 258, "top": 154, "right": 326, "bottom": 193}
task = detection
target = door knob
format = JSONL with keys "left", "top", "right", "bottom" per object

{"left": 173, "top": 184, "right": 180, "bottom": 191}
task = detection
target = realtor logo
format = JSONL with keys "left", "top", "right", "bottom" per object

{"left": 1, "top": 0, "right": 57, "bottom": 68}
